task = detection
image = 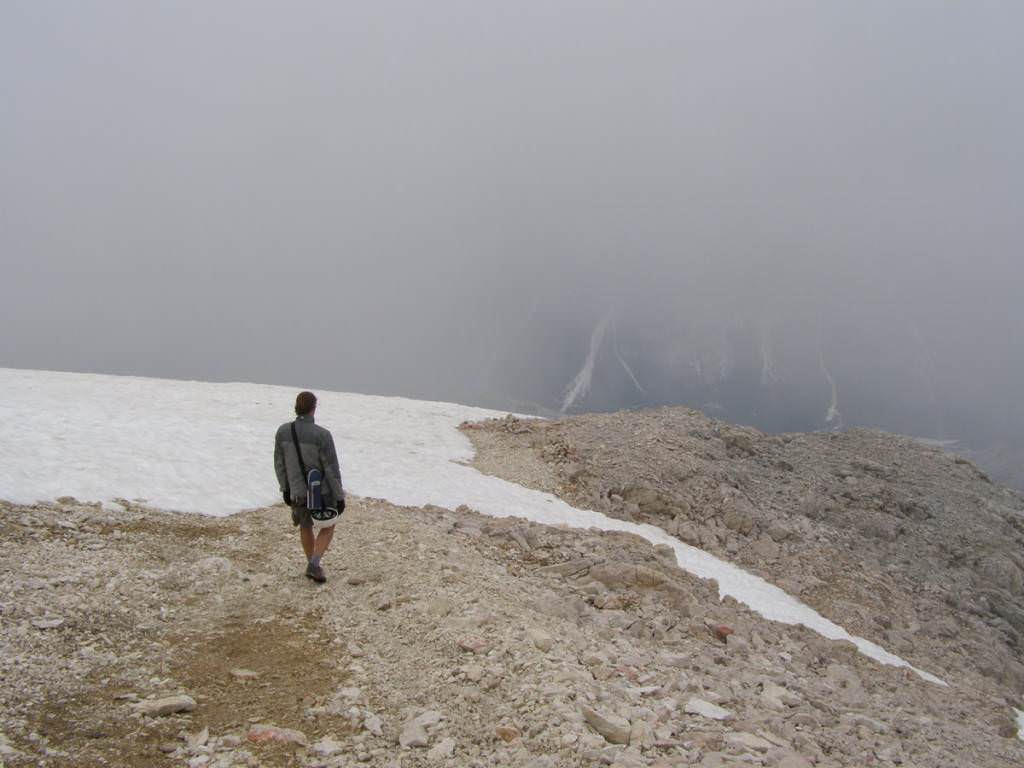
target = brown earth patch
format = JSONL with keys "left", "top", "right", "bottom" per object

{"left": 21, "top": 601, "right": 342, "bottom": 768}
{"left": 26, "top": 684, "right": 172, "bottom": 768}
{"left": 172, "top": 609, "right": 341, "bottom": 736}
{"left": 115, "top": 515, "right": 239, "bottom": 541}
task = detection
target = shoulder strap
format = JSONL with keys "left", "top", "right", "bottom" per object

{"left": 290, "top": 422, "right": 309, "bottom": 478}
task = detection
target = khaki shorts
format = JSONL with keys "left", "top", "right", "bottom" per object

{"left": 290, "top": 505, "right": 314, "bottom": 529}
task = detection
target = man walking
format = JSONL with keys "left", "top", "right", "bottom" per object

{"left": 274, "top": 391, "right": 345, "bottom": 583}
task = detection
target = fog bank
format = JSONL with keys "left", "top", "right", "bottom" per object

{"left": 2, "top": 2, "right": 1022, "bottom": 482}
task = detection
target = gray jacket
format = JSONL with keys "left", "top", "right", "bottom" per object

{"left": 274, "top": 414, "right": 345, "bottom": 506}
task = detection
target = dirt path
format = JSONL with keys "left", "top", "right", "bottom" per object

{"left": 1, "top": 502, "right": 341, "bottom": 766}
{"left": 2, "top": 496, "right": 1023, "bottom": 767}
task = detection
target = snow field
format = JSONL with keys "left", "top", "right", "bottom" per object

{"left": 0, "top": 367, "right": 944, "bottom": 684}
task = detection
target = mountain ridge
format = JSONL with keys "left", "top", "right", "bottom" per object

{"left": 464, "top": 407, "right": 1024, "bottom": 699}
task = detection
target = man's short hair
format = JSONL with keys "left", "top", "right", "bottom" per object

{"left": 295, "top": 391, "right": 317, "bottom": 416}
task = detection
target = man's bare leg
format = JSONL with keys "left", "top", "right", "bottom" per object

{"left": 313, "top": 525, "right": 335, "bottom": 557}
{"left": 300, "top": 526, "right": 315, "bottom": 559}
{"left": 304, "top": 525, "right": 334, "bottom": 583}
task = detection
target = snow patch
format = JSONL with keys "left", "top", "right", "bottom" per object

{"left": 0, "top": 367, "right": 944, "bottom": 685}
{"left": 561, "top": 314, "right": 612, "bottom": 412}
{"left": 759, "top": 335, "right": 779, "bottom": 386}
{"left": 818, "top": 348, "right": 843, "bottom": 428}
{"left": 611, "top": 320, "right": 645, "bottom": 395}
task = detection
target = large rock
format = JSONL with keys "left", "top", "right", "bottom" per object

{"left": 684, "top": 697, "right": 733, "bottom": 721}
{"left": 581, "top": 706, "right": 631, "bottom": 744}
{"left": 311, "top": 738, "right": 344, "bottom": 756}
{"left": 761, "top": 682, "right": 800, "bottom": 710}
{"left": 772, "top": 752, "right": 814, "bottom": 768}
{"left": 720, "top": 493, "right": 756, "bottom": 536}
{"left": 629, "top": 720, "right": 654, "bottom": 749}
{"left": 710, "top": 624, "right": 734, "bottom": 643}
{"left": 132, "top": 694, "right": 196, "bottom": 717}
{"left": 399, "top": 722, "right": 429, "bottom": 748}
{"left": 246, "top": 724, "right": 308, "bottom": 746}
{"left": 725, "top": 732, "right": 772, "bottom": 752}
{"left": 399, "top": 710, "right": 442, "bottom": 748}
{"left": 427, "top": 737, "right": 456, "bottom": 760}
{"left": 186, "top": 727, "right": 209, "bottom": 751}
{"left": 527, "top": 627, "right": 554, "bottom": 652}
{"left": 588, "top": 563, "right": 666, "bottom": 591}
{"left": 457, "top": 635, "right": 491, "bottom": 654}
{"left": 363, "top": 711, "right": 385, "bottom": 736}
{"left": 31, "top": 617, "right": 65, "bottom": 630}
{"left": 624, "top": 485, "right": 674, "bottom": 516}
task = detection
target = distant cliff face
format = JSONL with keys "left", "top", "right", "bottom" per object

{"left": 489, "top": 314, "right": 1024, "bottom": 491}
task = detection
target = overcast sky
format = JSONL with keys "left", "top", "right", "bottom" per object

{"left": 2, "top": 2, "right": 1022, "bottom": 452}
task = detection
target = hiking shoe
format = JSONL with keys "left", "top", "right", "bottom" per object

{"left": 306, "top": 564, "right": 326, "bottom": 584}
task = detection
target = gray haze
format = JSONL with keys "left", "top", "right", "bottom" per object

{"left": 2, "top": 3, "right": 1022, "bottom": 481}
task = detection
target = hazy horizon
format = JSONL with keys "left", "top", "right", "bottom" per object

{"left": 3, "top": 2, "right": 1022, "bottom": 482}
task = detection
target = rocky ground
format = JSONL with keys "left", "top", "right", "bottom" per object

{"left": 2, "top": 485, "right": 1023, "bottom": 767}
{"left": 464, "top": 410, "right": 1024, "bottom": 700}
